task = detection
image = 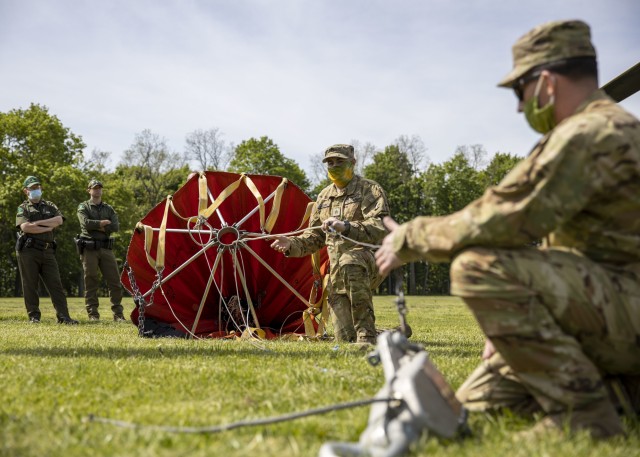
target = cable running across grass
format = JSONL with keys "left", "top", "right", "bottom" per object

{"left": 86, "top": 397, "right": 398, "bottom": 434}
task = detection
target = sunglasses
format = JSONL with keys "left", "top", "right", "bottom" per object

{"left": 513, "top": 71, "right": 542, "bottom": 102}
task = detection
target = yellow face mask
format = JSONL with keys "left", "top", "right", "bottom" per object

{"left": 327, "top": 163, "right": 354, "bottom": 188}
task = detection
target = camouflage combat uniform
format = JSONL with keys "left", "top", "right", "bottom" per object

{"left": 287, "top": 174, "right": 389, "bottom": 343}
{"left": 390, "top": 21, "right": 640, "bottom": 432}
{"left": 16, "top": 196, "right": 73, "bottom": 322}
{"left": 77, "top": 183, "right": 124, "bottom": 320}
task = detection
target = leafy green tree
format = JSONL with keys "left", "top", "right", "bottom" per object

{"left": 228, "top": 136, "right": 310, "bottom": 192}
{"left": 364, "top": 145, "right": 425, "bottom": 294}
{"left": 420, "top": 151, "right": 484, "bottom": 217}
{"left": 414, "top": 150, "right": 524, "bottom": 294}
{"left": 0, "top": 104, "right": 86, "bottom": 296}
{"left": 479, "top": 152, "right": 522, "bottom": 187}
{"left": 363, "top": 145, "right": 420, "bottom": 224}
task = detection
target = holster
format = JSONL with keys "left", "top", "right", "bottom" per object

{"left": 74, "top": 236, "right": 85, "bottom": 255}
{"left": 15, "top": 234, "right": 27, "bottom": 252}
{"left": 76, "top": 237, "right": 115, "bottom": 254}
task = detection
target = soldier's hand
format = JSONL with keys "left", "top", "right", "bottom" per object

{"left": 482, "top": 339, "right": 496, "bottom": 360}
{"left": 100, "top": 220, "right": 111, "bottom": 227}
{"left": 270, "top": 235, "right": 291, "bottom": 254}
{"left": 322, "top": 217, "right": 345, "bottom": 233}
{"left": 375, "top": 216, "right": 404, "bottom": 275}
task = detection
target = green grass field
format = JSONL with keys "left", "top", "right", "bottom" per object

{"left": 1, "top": 296, "right": 638, "bottom": 457}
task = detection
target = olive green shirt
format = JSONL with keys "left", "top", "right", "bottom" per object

{"left": 77, "top": 200, "right": 119, "bottom": 241}
{"left": 392, "top": 90, "right": 640, "bottom": 270}
{"left": 15, "top": 200, "right": 64, "bottom": 243}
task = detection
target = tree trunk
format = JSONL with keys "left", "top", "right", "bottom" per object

{"left": 423, "top": 262, "right": 430, "bottom": 295}
{"left": 408, "top": 262, "right": 416, "bottom": 295}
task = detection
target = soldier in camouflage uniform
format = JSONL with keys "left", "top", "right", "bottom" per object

{"left": 77, "top": 179, "right": 125, "bottom": 321}
{"left": 15, "top": 176, "right": 78, "bottom": 324}
{"left": 376, "top": 20, "right": 640, "bottom": 438}
{"left": 270, "top": 144, "right": 389, "bottom": 344}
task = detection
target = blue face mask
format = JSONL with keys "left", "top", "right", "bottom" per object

{"left": 28, "top": 188, "right": 42, "bottom": 200}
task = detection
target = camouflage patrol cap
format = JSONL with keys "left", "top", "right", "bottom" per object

{"left": 23, "top": 176, "right": 41, "bottom": 188}
{"left": 88, "top": 179, "right": 103, "bottom": 189}
{"left": 322, "top": 144, "right": 355, "bottom": 162}
{"left": 498, "top": 20, "right": 596, "bottom": 88}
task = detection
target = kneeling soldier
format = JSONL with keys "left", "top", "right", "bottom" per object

{"left": 77, "top": 180, "right": 125, "bottom": 321}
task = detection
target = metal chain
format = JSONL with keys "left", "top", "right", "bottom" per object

{"left": 140, "top": 268, "right": 165, "bottom": 336}
{"left": 124, "top": 262, "right": 147, "bottom": 337}
{"left": 124, "top": 262, "right": 165, "bottom": 337}
{"left": 393, "top": 269, "right": 409, "bottom": 336}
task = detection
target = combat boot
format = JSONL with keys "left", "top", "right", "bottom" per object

{"left": 521, "top": 397, "right": 624, "bottom": 440}
{"left": 58, "top": 316, "right": 79, "bottom": 325}
{"left": 113, "top": 314, "right": 127, "bottom": 322}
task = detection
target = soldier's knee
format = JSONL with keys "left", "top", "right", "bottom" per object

{"left": 451, "top": 247, "right": 494, "bottom": 283}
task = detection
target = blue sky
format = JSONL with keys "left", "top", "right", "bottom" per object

{"left": 1, "top": 0, "right": 639, "bottom": 177}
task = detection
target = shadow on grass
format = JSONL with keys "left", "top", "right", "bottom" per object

{"left": 1, "top": 343, "right": 381, "bottom": 361}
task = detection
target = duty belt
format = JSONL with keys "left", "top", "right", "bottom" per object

{"left": 25, "top": 237, "right": 56, "bottom": 250}
{"left": 84, "top": 238, "right": 115, "bottom": 250}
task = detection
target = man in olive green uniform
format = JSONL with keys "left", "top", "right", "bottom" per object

{"left": 271, "top": 144, "right": 389, "bottom": 344}
{"left": 16, "top": 176, "right": 78, "bottom": 324}
{"left": 77, "top": 179, "right": 125, "bottom": 321}
{"left": 376, "top": 20, "right": 640, "bottom": 438}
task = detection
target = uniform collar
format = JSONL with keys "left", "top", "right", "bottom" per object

{"left": 328, "top": 175, "right": 359, "bottom": 197}
{"left": 573, "top": 89, "right": 613, "bottom": 116}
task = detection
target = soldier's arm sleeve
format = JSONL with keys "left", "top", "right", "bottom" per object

{"left": 15, "top": 205, "right": 28, "bottom": 231}
{"left": 392, "top": 124, "right": 598, "bottom": 263}
{"left": 77, "top": 203, "right": 101, "bottom": 231}
{"left": 287, "top": 204, "right": 326, "bottom": 258}
{"left": 108, "top": 206, "right": 120, "bottom": 233}
{"left": 348, "top": 183, "right": 389, "bottom": 244}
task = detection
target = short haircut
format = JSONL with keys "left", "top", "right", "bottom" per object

{"left": 527, "top": 56, "right": 598, "bottom": 83}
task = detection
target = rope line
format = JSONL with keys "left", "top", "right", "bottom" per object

{"left": 87, "top": 397, "right": 396, "bottom": 434}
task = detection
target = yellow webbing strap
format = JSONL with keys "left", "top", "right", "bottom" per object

{"left": 303, "top": 274, "right": 329, "bottom": 337}
{"left": 136, "top": 222, "right": 157, "bottom": 270}
{"left": 198, "top": 172, "right": 208, "bottom": 214}
{"left": 199, "top": 174, "right": 266, "bottom": 230}
{"left": 134, "top": 195, "right": 170, "bottom": 271}
{"left": 165, "top": 199, "right": 193, "bottom": 222}
{"left": 155, "top": 196, "right": 171, "bottom": 271}
{"left": 311, "top": 250, "right": 321, "bottom": 277}
{"left": 240, "top": 327, "right": 266, "bottom": 340}
{"left": 242, "top": 175, "right": 265, "bottom": 230}
{"left": 264, "top": 178, "right": 287, "bottom": 233}
{"left": 200, "top": 174, "right": 244, "bottom": 219}
{"left": 296, "top": 202, "right": 316, "bottom": 231}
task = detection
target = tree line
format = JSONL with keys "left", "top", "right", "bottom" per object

{"left": 0, "top": 103, "right": 521, "bottom": 298}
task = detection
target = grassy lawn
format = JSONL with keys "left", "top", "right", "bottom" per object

{"left": 0, "top": 296, "right": 638, "bottom": 457}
